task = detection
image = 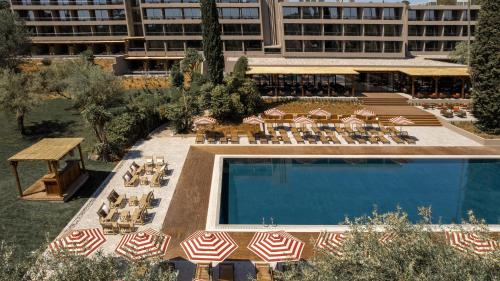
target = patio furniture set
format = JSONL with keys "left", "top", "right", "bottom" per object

{"left": 123, "top": 156, "right": 167, "bottom": 188}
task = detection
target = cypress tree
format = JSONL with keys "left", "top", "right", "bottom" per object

{"left": 470, "top": 0, "right": 500, "bottom": 133}
{"left": 200, "top": 0, "right": 224, "bottom": 85}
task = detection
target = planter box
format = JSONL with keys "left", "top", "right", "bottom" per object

{"left": 441, "top": 119, "right": 500, "bottom": 146}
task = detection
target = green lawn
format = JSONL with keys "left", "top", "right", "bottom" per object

{"left": 0, "top": 98, "right": 115, "bottom": 258}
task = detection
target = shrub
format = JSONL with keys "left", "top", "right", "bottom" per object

{"left": 232, "top": 56, "right": 248, "bottom": 79}
{"left": 41, "top": 58, "right": 52, "bottom": 66}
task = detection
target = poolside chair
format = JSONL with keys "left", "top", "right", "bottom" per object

{"left": 293, "top": 133, "right": 305, "bottom": 144}
{"left": 155, "top": 156, "right": 165, "bottom": 169}
{"left": 355, "top": 135, "right": 368, "bottom": 144}
{"left": 402, "top": 135, "right": 417, "bottom": 144}
{"left": 100, "top": 221, "right": 118, "bottom": 235}
{"left": 230, "top": 131, "right": 239, "bottom": 144}
{"left": 219, "top": 131, "right": 228, "bottom": 144}
{"left": 122, "top": 171, "right": 138, "bottom": 187}
{"left": 145, "top": 156, "right": 155, "bottom": 175}
{"left": 139, "top": 191, "right": 155, "bottom": 209}
{"left": 206, "top": 132, "right": 216, "bottom": 144}
{"left": 377, "top": 134, "right": 391, "bottom": 144}
{"left": 108, "top": 189, "right": 126, "bottom": 209}
{"left": 319, "top": 134, "right": 330, "bottom": 144}
{"left": 306, "top": 134, "right": 317, "bottom": 144}
{"left": 97, "top": 203, "right": 117, "bottom": 223}
{"left": 256, "top": 264, "right": 273, "bottom": 281}
{"left": 129, "top": 161, "right": 144, "bottom": 177}
{"left": 131, "top": 207, "right": 147, "bottom": 225}
{"left": 333, "top": 123, "right": 345, "bottom": 134}
{"left": 195, "top": 132, "right": 205, "bottom": 144}
{"left": 194, "top": 263, "right": 211, "bottom": 281}
{"left": 342, "top": 134, "right": 356, "bottom": 144}
{"left": 150, "top": 165, "right": 165, "bottom": 187}
{"left": 389, "top": 135, "right": 406, "bottom": 144}
{"left": 247, "top": 131, "right": 257, "bottom": 144}
{"left": 218, "top": 263, "right": 234, "bottom": 281}
{"left": 258, "top": 132, "right": 269, "bottom": 144}
{"left": 118, "top": 221, "right": 135, "bottom": 234}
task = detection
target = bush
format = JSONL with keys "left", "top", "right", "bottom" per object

{"left": 232, "top": 56, "right": 248, "bottom": 79}
{"left": 41, "top": 58, "right": 52, "bottom": 66}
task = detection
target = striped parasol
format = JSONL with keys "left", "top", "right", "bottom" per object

{"left": 264, "top": 108, "right": 286, "bottom": 118}
{"left": 181, "top": 231, "right": 238, "bottom": 263}
{"left": 293, "top": 116, "right": 315, "bottom": 125}
{"left": 248, "top": 231, "right": 305, "bottom": 263}
{"left": 354, "top": 108, "right": 376, "bottom": 119}
{"left": 445, "top": 231, "right": 499, "bottom": 255}
{"left": 341, "top": 115, "right": 365, "bottom": 127}
{"left": 315, "top": 232, "right": 347, "bottom": 255}
{"left": 49, "top": 228, "right": 106, "bottom": 257}
{"left": 193, "top": 116, "right": 217, "bottom": 126}
{"left": 308, "top": 108, "right": 332, "bottom": 118}
{"left": 389, "top": 116, "right": 414, "bottom": 126}
{"left": 115, "top": 229, "right": 171, "bottom": 261}
{"left": 243, "top": 115, "right": 265, "bottom": 125}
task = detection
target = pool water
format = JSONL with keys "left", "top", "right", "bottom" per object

{"left": 219, "top": 158, "right": 500, "bottom": 225}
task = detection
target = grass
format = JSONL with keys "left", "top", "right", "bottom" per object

{"left": 0, "top": 98, "right": 115, "bottom": 259}
{"left": 452, "top": 121, "right": 500, "bottom": 139}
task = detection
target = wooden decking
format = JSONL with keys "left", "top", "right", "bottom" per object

{"left": 162, "top": 146, "right": 500, "bottom": 261}
{"left": 20, "top": 172, "right": 89, "bottom": 201}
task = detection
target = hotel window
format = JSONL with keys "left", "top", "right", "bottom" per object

{"left": 365, "top": 41, "right": 382, "bottom": 53}
{"left": 462, "top": 25, "right": 475, "bottom": 36}
{"left": 241, "top": 8, "right": 259, "bottom": 19}
{"left": 323, "top": 7, "right": 339, "bottom": 19}
{"left": 223, "top": 24, "right": 242, "bottom": 35}
{"left": 39, "top": 10, "right": 53, "bottom": 20}
{"left": 146, "top": 9, "right": 163, "bottom": 19}
{"left": 165, "top": 24, "right": 183, "bottom": 35}
{"left": 408, "top": 41, "right": 424, "bottom": 52}
{"left": 94, "top": 25, "right": 110, "bottom": 35}
{"left": 148, "top": 41, "right": 164, "bottom": 51}
{"left": 38, "top": 26, "right": 55, "bottom": 36}
{"left": 285, "top": 40, "right": 302, "bottom": 52}
{"left": 111, "top": 10, "right": 126, "bottom": 20}
{"left": 344, "top": 41, "right": 362, "bottom": 52}
{"left": 145, "top": 0, "right": 163, "bottom": 3}
{"left": 145, "top": 24, "right": 163, "bottom": 35}
{"left": 424, "top": 41, "right": 440, "bottom": 51}
{"left": 221, "top": 8, "right": 240, "bottom": 19}
{"left": 363, "top": 8, "right": 380, "bottom": 20}
{"left": 183, "top": 8, "right": 201, "bottom": 19}
{"left": 283, "top": 7, "right": 300, "bottom": 19}
{"left": 76, "top": 0, "right": 89, "bottom": 4}
{"left": 184, "top": 24, "right": 202, "bottom": 35}
{"left": 93, "top": 0, "right": 107, "bottom": 4}
{"left": 186, "top": 40, "right": 202, "bottom": 51}
{"left": 408, "top": 25, "right": 424, "bottom": 36}
{"left": 167, "top": 41, "right": 184, "bottom": 51}
{"left": 364, "top": 25, "right": 381, "bottom": 36}
{"left": 304, "top": 40, "right": 322, "bottom": 52}
{"left": 424, "top": 10, "right": 438, "bottom": 21}
{"left": 444, "top": 26, "right": 460, "bottom": 36}
{"left": 95, "top": 10, "right": 109, "bottom": 20}
{"left": 325, "top": 40, "right": 341, "bottom": 52}
{"left": 164, "top": 8, "right": 182, "bottom": 19}
{"left": 58, "top": 0, "right": 70, "bottom": 4}
{"left": 225, "top": 40, "right": 243, "bottom": 51}
{"left": 112, "top": 25, "right": 127, "bottom": 35}
{"left": 39, "top": 0, "right": 50, "bottom": 4}
{"left": 384, "top": 41, "right": 401, "bottom": 53}
{"left": 74, "top": 26, "right": 92, "bottom": 35}
{"left": 383, "top": 25, "right": 401, "bottom": 37}
{"left": 302, "top": 7, "right": 320, "bottom": 19}
{"left": 443, "top": 41, "right": 458, "bottom": 51}
{"left": 324, "top": 24, "right": 341, "bottom": 36}
{"left": 469, "top": 10, "right": 478, "bottom": 21}
{"left": 284, "top": 24, "right": 301, "bottom": 36}
{"left": 443, "top": 10, "right": 461, "bottom": 21}
{"left": 242, "top": 24, "right": 260, "bottom": 35}
{"left": 344, "top": 25, "right": 361, "bottom": 36}
{"left": 303, "top": 24, "right": 321, "bottom": 36}
{"left": 244, "top": 40, "right": 261, "bottom": 51}
{"left": 58, "top": 10, "right": 71, "bottom": 21}
{"left": 58, "top": 26, "right": 73, "bottom": 36}
{"left": 383, "top": 8, "right": 400, "bottom": 20}
{"left": 77, "top": 10, "right": 91, "bottom": 21}
{"left": 408, "top": 10, "right": 424, "bottom": 21}
{"left": 343, "top": 8, "right": 359, "bottom": 20}
{"left": 425, "top": 26, "right": 440, "bottom": 36}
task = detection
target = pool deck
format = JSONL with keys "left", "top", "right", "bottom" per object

{"left": 162, "top": 145, "right": 500, "bottom": 261}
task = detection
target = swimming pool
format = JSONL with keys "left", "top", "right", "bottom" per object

{"left": 217, "top": 157, "right": 500, "bottom": 226}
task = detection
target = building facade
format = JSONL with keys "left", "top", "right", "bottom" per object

{"left": 10, "top": 0, "right": 479, "bottom": 71}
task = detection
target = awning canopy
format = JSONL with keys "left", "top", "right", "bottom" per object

{"left": 9, "top": 138, "right": 84, "bottom": 161}
{"left": 247, "top": 66, "right": 359, "bottom": 75}
{"left": 399, "top": 67, "right": 469, "bottom": 77}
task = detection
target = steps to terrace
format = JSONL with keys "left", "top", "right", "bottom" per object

{"left": 360, "top": 93, "right": 441, "bottom": 126}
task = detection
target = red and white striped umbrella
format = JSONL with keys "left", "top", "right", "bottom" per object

{"left": 315, "top": 232, "right": 347, "bottom": 255}
{"left": 308, "top": 108, "right": 332, "bottom": 118}
{"left": 264, "top": 108, "right": 286, "bottom": 118}
{"left": 193, "top": 116, "right": 217, "bottom": 126}
{"left": 341, "top": 115, "right": 365, "bottom": 127}
{"left": 389, "top": 116, "right": 414, "bottom": 126}
{"left": 354, "top": 108, "right": 376, "bottom": 118}
{"left": 243, "top": 115, "right": 265, "bottom": 125}
{"left": 115, "top": 229, "right": 171, "bottom": 261}
{"left": 248, "top": 231, "right": 305, "bottom": 262}
{"left": 181, "top": 231, "right": 238, "bottom": 263}
{"left": 293, "top": 116, "right": 315, "bottom": 125}
{"left": 445, "top": 231, "right": 499, "bottom": 254}
{"left": 49, "top": 228, "right": 106, "bottom": 256}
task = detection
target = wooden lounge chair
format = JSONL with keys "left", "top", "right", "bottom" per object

{"left": 145, "top": 156, "right": 154, "bottom": 175}
{"left": 333, "top": 124, "right": 345, "bottom": 134}
{"left": 368, "top": 135, "right": 379, "bottom": 144}
{"left": 155, "top": 156, "right": 165, "bottom": 168}
{"left": 150, "top": 166, "right": 165, "bottom": 187}
{"left": 118, "top": 221, "right": 135, "bottom": 234}
{"left": 258, "top": 132, "right": 269, "bottom": 144}
{"left": 390, "top": 135, "right": 406, "bottom": 144}
{"left": 195, "top": 263, "right": 211, "bottom": 281}
{"left": 97, "top": 203, "right": 117, "bottom": 223}
{"left": 319, "top": 135, "right": 330, "bottom": 144}
{"left": 311, "top": 126, "right": 321, "bottom": 135}
{"left": 129, "top": 161, "right": 144, "bottom": 176}
{"left": 108, "top": 189, "right": 126, "bottom": 208}
{"left": 195, "top": 133, "right": 205, "bottom": 144}
{"left": 219, "top": 131, "right": 228, "bottom": 144}
{"left": 100, "top": 221, "right": 118, "bottom": 235}
{"left": 247, "top": 131, "right": 257, "bottom": 144}
{"left": 122, "top": 171, "right": 138, "bottom": 187}
{"left": 270, "top": 133, "right": 280, "bottom": 144}
{"left": 306, "top": 134, "right": 317, "bottom": 144}
{"left": 293, "top": 133, "right": 305, "bottom": 144}
{"left": 207, "top": 132, "right": 216, "bottom": 144}
{"left": 131, "top": 207, "right": 147, "bottom": 225}
{"left": 256, "top": 264, "right": 273, "bottom": 281}
{"left": 326, "top": 132, "right": 341, "bottom": 144}
{"left": 218, "top": 263, "right": 234, "bottom": 281}
{"left": 230, "top": 131, "right": 239, "bottom": 144}
{"left": 377, "top": 134, "right": 391, "bottom": 144}
{"left": 402, "top": 135, "right": 417, "bottom": 144}
{"left": 355, "top": 135, "right": 367, "bottom": 144}
{"left": 342, "top": 134, "right": 356, "bottom": 144}
{"left": 139, "top": 191, "right": 154, "bottom": 209}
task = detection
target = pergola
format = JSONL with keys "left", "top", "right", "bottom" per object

{"left": 8, "top": 138, "right": 89, "bottom": 202}
{"left": 400, "top": 67, "right": 470, "bottom": 98}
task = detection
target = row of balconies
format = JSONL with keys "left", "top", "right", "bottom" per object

{"left": 11, "top": 0, "right": 124, "bottom": 5}
{"left": 284, "top": 40, "right": 403, "bottom": 53}
{"left": 284, "top": 23, "right": 402, "bottom": 37}
{"left": 143, "top": 7, "right": 259, "bottom": 20}
{"left": 144, "top": 23, "right": 261, "bottom": 36}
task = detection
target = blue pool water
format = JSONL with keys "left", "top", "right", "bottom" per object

{"left": 219, "top": 158, "right": 500, "bottom": 225}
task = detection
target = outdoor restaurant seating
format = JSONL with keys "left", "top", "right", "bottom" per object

{"left": 108, "top": 189, "right": 126, "bottom": 209}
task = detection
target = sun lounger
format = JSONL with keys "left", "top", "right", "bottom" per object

{"left": 118, "top": 221, "right": 134, "bottom": 234}
{"left": 122, "top": 171, "right": 138, "bottom": 187}
{"left": 293, "top": 133, "right": 305, "bottom": 144}
{"left": 258, "top": 132, "right": 269, "bottom": 144}
{"left": 195, "top": 133, "right": 204, "bottom": 144}
{"left": 230, "top": 131, "right": 239, "bottom": 144}
{"left": 219, "top": 131, "right": 228, "bottom": 144}
{"left": 155, "top": 156, "right": 165, "bottom": 168}
{"left": 195, "top": 263, "right": 211, "bottom": 281}
{"left": 377, "top": 134, "right": 391, "bottom": 144}
{"left": 334, "top": 124, "right": 345, "bottom": 134}
{"left": 131, "top": 207, "right": 147, "bottom": 225}
{"left": 402, "top": 135, "right": 417, "bottom": 144}
{"left": 342, "top": 134, "right": 356, "bottom": 144}
{"left": 108, "top": 189, "right": 126, "bottom": 209}
{"left": 145, "top": 156, "right": 154, "bottom": 174}
{"left": 247, "top": 131, "right": 257, "bottom": 144}
{"left": 150, "top": 166, "right": 165, "bottom": 187}
{"left": 218, "top": 263, "right": 234, "bottom": 281}
{"left": 139, "top": 191, "right": 154, "bottom": 209}
{"left": 256, "top": 264, "right": 273, "bottom": 281}
{"left": 270, "top": 135, "right": 280, "bottom": 144}
{"left": 100, "top": 221, "right": 118, "bottom": 235}
{"left": 390, "top": 135, "right": 405, "bottom": 144}
{"left": 319, "top": 135, "right": 330, "bottom": 144}
{"left": 306, "top": 134, "right": 317, "bottom": 144}
{"left": 355, "top": 135, "right": 367, "bottom": 144}
{"left": 311, "top": 126, "right": 321, "bottom": 135}
{"left": 368, "top": 135, "right": 379, "bottom": 144}
{"left": 129, "top": 161, "right": 144, "bottom": 177}
{"left": 97, "top": 203, "right": 116, "bottom": 223}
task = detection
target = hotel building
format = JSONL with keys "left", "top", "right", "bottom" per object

{"left": 9, "top": 0, "right": 479, "bottom": 96}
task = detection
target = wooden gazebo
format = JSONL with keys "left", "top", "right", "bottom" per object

{"left": 8, "top": 138, "right": 89, "bottom": 202}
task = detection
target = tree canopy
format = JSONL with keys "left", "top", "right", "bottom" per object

{"left": 0, "top": 8, "right": 31, "bottom": 69}
{"left": 200, "top": 0, "right": 224, "bottom": 84}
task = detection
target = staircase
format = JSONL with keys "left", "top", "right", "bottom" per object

{"left": 361, "top": 95, "right": 409, "bottom": 106}
{"left": 376, "top": 115, "right": 442, "bottom": 126}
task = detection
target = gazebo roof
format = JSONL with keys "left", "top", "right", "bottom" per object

{"left": 9, "top": 138, "right": 84, "bottom": 161}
